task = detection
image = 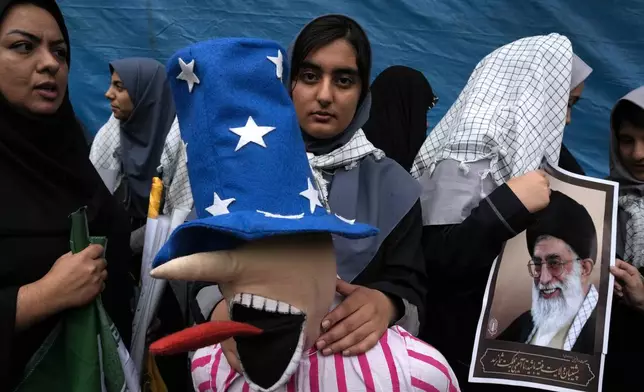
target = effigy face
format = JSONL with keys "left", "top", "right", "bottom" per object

{"left": 152, "top": 234, "right": 337, "bottom": 390}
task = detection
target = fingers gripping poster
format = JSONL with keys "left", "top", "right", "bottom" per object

{"left": 469, "top": 161, "right": 619, "bottom": 392}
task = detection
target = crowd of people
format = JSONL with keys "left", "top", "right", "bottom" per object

{"left": 1, "top": 0, "right": 643, "bottom": 391}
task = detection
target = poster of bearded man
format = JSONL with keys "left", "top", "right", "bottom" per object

{"left": 469, "top": 160, "right": 618, "bottom": 392}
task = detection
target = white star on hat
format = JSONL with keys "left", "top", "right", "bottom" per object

{"left": 176, "top": 58, "right": 200, "bottom": 93}
{"left": 300, "top": 178, "right": 323, "bottom": 213}
{"left": 335, "top": 214, "right": 355, "bottom": 225}
{"left": 257, "top": 210, "right": 304, "bottom": 220}
{"left": 206, "top": 192, "right": 235, "bottom": 216}
{"left": 229, "top": 116, "right": 276, "bottom": 151}
{"left": 266, "top": 50, "right": 283, "bottom": 80}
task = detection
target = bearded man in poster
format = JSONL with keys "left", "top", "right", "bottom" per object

{"left": 498, "top": 191, "right": 598, "bottom": 355}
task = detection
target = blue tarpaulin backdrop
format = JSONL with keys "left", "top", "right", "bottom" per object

{"left": 59, "top": 0, "right": 644, "bottom": 178}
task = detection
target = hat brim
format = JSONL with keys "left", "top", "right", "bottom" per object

{"left": 153, "top": 210, "right": 378, "bottom": 267}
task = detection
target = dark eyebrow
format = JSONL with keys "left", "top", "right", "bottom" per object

{"left": 300, "top": 61, "right": 322, "bottom": 72}
{"left": 333, "top": 68, "right": 359, "bottom": 77}
{"left": 300, "top": 60, "right": 359, "bottom": 77}
{"left": 7, "top": 29, "right": 66, "bottom": 46}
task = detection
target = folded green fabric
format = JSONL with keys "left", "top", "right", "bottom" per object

{"left": 14, "top": 207, "right": 130, "bottom": 392}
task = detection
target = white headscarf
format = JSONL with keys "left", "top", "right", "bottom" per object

{"left": 571, "top": 53, "right": 593, "bottom": 90}
{"left": 411, "top": 33, "right": 574, "bottom": 225}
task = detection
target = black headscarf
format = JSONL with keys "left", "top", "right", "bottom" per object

{"left": 0, "top": 0, "right": 102, "bottom": 233}
{"left": 109, "top": 58, "right": 176, "bottom": 221}
{"left": 363, "top": 66, "right": 437, "bottom": 172}
{"left": 0, "top": 0, "right": 133, "bottom": 386}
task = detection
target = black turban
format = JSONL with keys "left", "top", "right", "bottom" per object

{"left": 526, "top": 190, "right": 597, "bottom": 261}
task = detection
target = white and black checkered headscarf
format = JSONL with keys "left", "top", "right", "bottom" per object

{"left": 411, "top": 34, "right": 574, "bottom": 225}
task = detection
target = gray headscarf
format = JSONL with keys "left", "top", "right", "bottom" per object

{"left": 109, "top": 58, "right": 176, "bottom": 220}
{"left": 287, "top": 15, "right": 421, "bottom": 282}
{"left": 608, "top": 86, "right": 644, "bottom": 266}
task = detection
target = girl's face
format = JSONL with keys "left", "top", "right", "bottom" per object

{"left": 291, "top": 39, "right": 362, "bottom": 140}
{"left": 105, "top": 71, "right": 134, "bottom": 121}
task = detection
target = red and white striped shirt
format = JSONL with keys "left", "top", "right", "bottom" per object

{"left": 191, "top": 326, "right": 460, "bottom": 392}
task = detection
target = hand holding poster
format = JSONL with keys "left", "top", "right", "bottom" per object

{"left": 469, "top": 161, "right": 618, "bottom": 392}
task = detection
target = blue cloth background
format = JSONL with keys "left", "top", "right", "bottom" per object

{"left": 59, "top": 0, "right": 644, "bottom": 178}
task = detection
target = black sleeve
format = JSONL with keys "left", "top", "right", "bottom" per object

{"left": 420, "top": 185, "right": 534, "bottom": 374}
{"left": 616, "top": 208, "right": 627, "bottom": 260}
{"left": 424, "top": 183, "right": 535, "bottom": 279}
{"left": 0, "top": 286, "right": 19, "bottom": 385}
{"left": 364, "top": 200, "right": 426, "bottom": 322}
{"left": 559, "top": 144, "right": 585, "bottom": 176}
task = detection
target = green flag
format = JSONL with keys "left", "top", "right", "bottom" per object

{"left": 14, "top": 207, "right": 137, "bottom": 392}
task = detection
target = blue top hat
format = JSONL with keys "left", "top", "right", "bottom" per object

{"left": 153, "top": 38, "right": 377, "bottom": 267}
